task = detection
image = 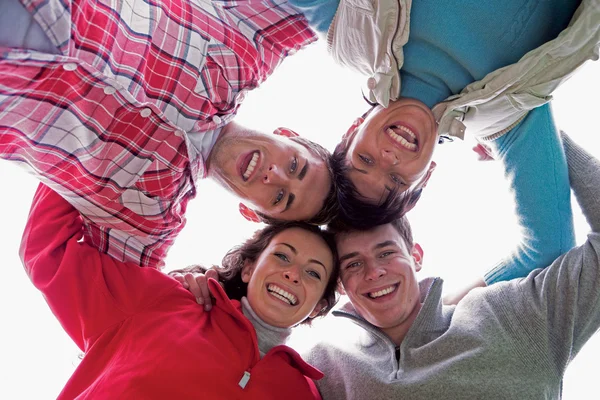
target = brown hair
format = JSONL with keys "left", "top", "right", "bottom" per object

{"left": 329, "top": 147, "right": 423, "bottom": 230}
{"left": 256, "top": 136, "right": 339, "bottom": 226}
{"left": 329, "top": 215, "right": 414, "bottom": 250}
{"left": 169, "top": 222, "right": 340, "bottom": 324}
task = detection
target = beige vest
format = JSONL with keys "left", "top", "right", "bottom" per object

{"left": 328, "top": 0, "right": 600, "bottom": 141}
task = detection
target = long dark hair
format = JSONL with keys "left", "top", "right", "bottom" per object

{"left": 169, "top": 222, "right": 340, "bottom": 324}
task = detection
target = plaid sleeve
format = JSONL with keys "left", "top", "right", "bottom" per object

{"left": 0, "top": 56, "right": 196, "bottom": 269}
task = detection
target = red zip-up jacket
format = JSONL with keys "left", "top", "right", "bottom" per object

{"left": 20, "top": 183, "right": 323, "bottom": 399}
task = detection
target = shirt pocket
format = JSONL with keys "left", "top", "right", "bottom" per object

{"left": 506, "top": 91, "right": 552, "bottom": 111}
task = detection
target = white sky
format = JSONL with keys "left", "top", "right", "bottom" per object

{"left": 1, "top": 41, "right": 599, "bottom": 398}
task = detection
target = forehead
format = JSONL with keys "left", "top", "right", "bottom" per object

{"left": 336, "top": 224, "right": 408, "bottom": 255}
{"left": 346, "top": 164, "right": 408, "bottom": 205}
{"left": 270, "top": 228, "right": 333, "bottom": 261}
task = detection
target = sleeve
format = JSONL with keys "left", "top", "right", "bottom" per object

{"left": 512, "top": 134, "right": 600, "bottom": 365}
{"left": 483, "top": 104, "right": 575, "bottom": 284}
{"left": 287, "top": 0, "right": 339, "bottom": 34}
{"left": 19, "top": 183, "right": 177, "bottom": 351}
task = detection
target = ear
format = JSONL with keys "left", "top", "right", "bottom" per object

{"left": 341, "top": 117, "right": 364, "bottom": 144}
{"left": 411, "top": 243, "right": 424, "bottom": 272}
{"left": 336, "top": 279, "right": 346, "bottom": 295}
{"left": 241, "top": 260, "right": 255, "bottom": 284}
{"left": 239, "top": 203, "right": 261, "bottom": 223}
{"left": 419, "top": 161, "right": 437, "bottom": 189}
{"left": 274, "top": 127, "right": 300, "bottom": 138}
{"left": 308, "top": 298, "right": 328, "bottom": 319}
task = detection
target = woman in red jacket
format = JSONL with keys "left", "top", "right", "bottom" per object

{"left": 20, "top": 183, "right": 339, "bottom": 399}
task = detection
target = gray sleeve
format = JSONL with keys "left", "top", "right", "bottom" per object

{"left": 561, "top": 131, "right": 600, "bottom": 232}
{"left": 512, "top": 133, "right": 600, "bottom": 368}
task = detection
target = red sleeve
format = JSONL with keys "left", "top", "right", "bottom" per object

{"left": 19, "top": 183, "right": 178, "bottom": 350}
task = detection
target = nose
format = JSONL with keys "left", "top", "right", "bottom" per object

{"left": 283, "top": 267, "right": 300, "bottom": 284}
{"left": 263, "top": 164, "right": 286, "bottom": 185}
{"left": 380, "top": 149, "right": 399, "bottom": 167}
{"left": 364, "top": 263, "right": 386, "bottom": 281}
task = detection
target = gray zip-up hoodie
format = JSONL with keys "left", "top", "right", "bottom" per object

{"left": 303, "top": 134, "right": 600, "bottom": 400}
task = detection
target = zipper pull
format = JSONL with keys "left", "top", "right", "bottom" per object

{"left": 238, "top": 371, "right": 251, "bottom": 389}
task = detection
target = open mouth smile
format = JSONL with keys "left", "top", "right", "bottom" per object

{"left": 365, "top": 284, "right": 399, "bottom": 300}
{"left": 385, "top": 124, "right": 419, "bottom": 152}
{"left": 240, "top": 151, "right": 260, "bottom": 181}
{"left": 267, "top": 284, "right": 298, "bottom": 306}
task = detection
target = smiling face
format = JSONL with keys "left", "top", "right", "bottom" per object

{"left": 207, "top": 124, "right": 331, "bottom": 221}
{"left": 336, "top": 223, "right": 423, "bottom": 340}
{"left": 344, "top": 98, "right": 438, "bottom": 204}
{"left": 242, "top": 227, "right": 335, "bottom": 328}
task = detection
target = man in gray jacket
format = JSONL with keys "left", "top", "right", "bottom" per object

{"left": 306, "top": 133, "right": 600, "bottom": 399}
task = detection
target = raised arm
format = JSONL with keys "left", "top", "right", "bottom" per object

{"left": 483, "top": 104, "right": 575, "bottom": 283}
{"left": 20, "top": 184, "right": 176, "bottom": 350}
{"left": 562, "top": 132, "right": 600, "bottom": 232}
{"left": 444, "top": 105, "right": 575, "bottom": 304}
{"left": 287, "top": 0, "right": 339, "bottom": 34}
{"left": 518, "top": 133, "right": 600, "bottom": 362}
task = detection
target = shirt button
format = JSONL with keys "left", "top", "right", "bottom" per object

{"left": 174, "top": 129, "right": 185, "bottom": 137}
{"left": 140, "top": 108, "right": 152, "bottom": 118}
{"left": 103, "top": 86, "right": 117, "bottom": 95}
{"left": 63, "top": 63, "right": 77, "bottom": 71}
{"left": 367, "top": 77, "right": 377, "bottom": 90}
{"left": 212, "top": 115, "right": 222, "bottom": 125}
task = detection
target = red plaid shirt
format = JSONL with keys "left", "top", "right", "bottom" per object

{"left": 0, "top": 0, "right": 316, "bottom": 268}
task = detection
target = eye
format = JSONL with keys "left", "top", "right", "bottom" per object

{"left": 274, "top": 253, "right": 290, "bottom": 262}
{"left": 359, "top": 154, "right": 373, "bottom": 165}
{"left": 390, "top": 174, "right": 404, "bottom": 185}
{"left": 345, "top": 261, "right": 362, "bottom": 270}
{"left": 273, "top": 189, "right": 284, "bottom": 205}
{"left": 290, "top": 157, "right": 298, "bottom": 173}
{"left": 307, "top": 270, "right": 321, "bottom": 280}
{"left": 379, "top": 251, "right": 395, "bottom": 258}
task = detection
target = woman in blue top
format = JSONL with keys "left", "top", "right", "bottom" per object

{"left": 290, "top": 0, "right": 581, "bottom": 289}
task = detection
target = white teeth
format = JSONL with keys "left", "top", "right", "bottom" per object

{"left": 243, "top": 152, "right": 259, "bottom": 179}
{"left": 368, "top": 285, "right": 396, "bottom": 299}
{"left": 399, "top": 125, "right": 416, "bottom": 140}
{"left": 387, "top": 127, "right": 417, "bottom": 151}
{"left": 268, "top": 284, "right": 298, "bottom": 305}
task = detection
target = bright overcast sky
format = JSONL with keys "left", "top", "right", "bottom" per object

{"left": 1, "top": 41, "right": 599, "bottom": 398}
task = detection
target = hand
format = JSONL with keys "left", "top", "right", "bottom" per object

{"left": 171, "top": 268, "right": 220, "bottom": 311}
{"left": 472, "top": 143, "right": 495, "bottom": 161}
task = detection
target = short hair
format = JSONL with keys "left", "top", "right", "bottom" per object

{"left": 257, "top": 136, "right": 339, "bottom": 226}
{"left": 329, "top": 215, "right": 414, "bottom": 251}
{"left": 168, "top": 222, "right": 340, "bottom": 324}
{"left": 329, "top": 147, "right": 423, "bottom": 230}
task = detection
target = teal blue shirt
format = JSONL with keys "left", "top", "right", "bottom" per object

{"left": 289, "top": 0, "right": 580, "bottom": 106}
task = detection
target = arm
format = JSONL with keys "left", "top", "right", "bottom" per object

{"left": 514, "top": 133, "right": 600, "bottom": 363}
{"left": 483, "top": 104, "right": 575, "bottom": 284}
{"left": 20, "top": 184, "right": 176, "bottom": 350}
{"left": 287, "top": 0, "right": 339, "bottom": 34}
{"left": 445, "top": 105, "right": 575, "bottom": 304}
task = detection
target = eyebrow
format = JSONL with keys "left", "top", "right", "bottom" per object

{"left": 374, "top": 240, "right": 397, "bottom": 249}
{"left": 338, "top": 241, "right": 397, "bottom": 263}
{"left": 283, "top": 193, "right": 295, "bottom": 212}
{"left": 339, "top": 251, "right": 359, "bottom": 264}
{"left": 298, "top": 161, "right": 309, "bottom": 180}
{"left": 283, "top": 161, "right": 308, "bottom": 213}
{"left": 281, "top": 243, "right": 327, "bottom": 270}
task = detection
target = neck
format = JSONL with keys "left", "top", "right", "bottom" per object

{"left": 381, "top": 301, "right": 423, "bottom": 346}
{"left": 241, "top": 297, "right": 292, "bottom": 356}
